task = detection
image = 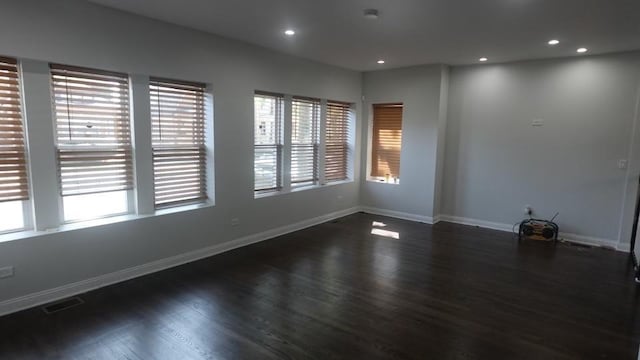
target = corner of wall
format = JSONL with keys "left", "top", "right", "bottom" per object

{"left": 618, "top": 62, "right": 640, "bottom": 253}
{"left": 432, "top": 65, "right": 451, "bottom": 218}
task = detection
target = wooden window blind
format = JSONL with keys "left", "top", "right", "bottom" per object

{"left": 254, "top": 92, "right": 283, "bottom": 192}
{"left": 371, "top": 103, "right": 403, "bottom": 178}
{"left": 51, "top": 64, "right": 133, "bottom": 196}
{"left": 325, "top": 101, "right": 351, "bottom": 182}
{"left": 150, "top": 78, "right": 207, "bottom": 207}
{"left": 291, "top": 97, "right": 320, "bottom": 186}
{"left": 0, "top": 57, "right": 28, "bottom": 203}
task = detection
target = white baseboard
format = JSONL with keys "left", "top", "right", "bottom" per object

{"left": 438, "top": 215, "right": 514, "bottom": 232}
{"left": 359, "top": 206, "right": 433, "bottom": 224}
{"left": 618, "top": 242, "right": 632, "bottom": 252}
{"left": 0, "top": 207, "right": 360, "bottom": 317}
{"left": 439, "top": 214, "right": 627, "bottom": 252}
{"left": 559, "top": 232, "right": 620, "bottom": 251}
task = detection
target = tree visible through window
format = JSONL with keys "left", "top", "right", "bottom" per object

{"left": 254, "top": 92, "right": 283, "bottom": 193}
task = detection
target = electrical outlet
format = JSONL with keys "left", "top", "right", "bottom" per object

{"left": 231, "top": 218, "right": 240, "bottom": 226}
{"left": 524, "top": 205, "right": 532, "bottom": 216}
{"left": 0, "top": 266, "right": 14, "bottom": 279}
{"left": 618, "top": 159, "right": 628, "bottom": 170}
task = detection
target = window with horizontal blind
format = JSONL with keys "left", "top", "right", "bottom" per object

{"left": 291, "top": 97, "right": 320, "bottom": 186}
{"left": 325, "top": 101, "right": 351, "bottom": 182}
{"left": 254, "top": 92, "right": 283, "bottom": 193}
{"left": 371, "top": 103, "right": 403, "bottom": 180}
{"left": 51, "top": 64, "right": 133, "bottom": 222}
{"left": 150, "top": 78, "right": 207, "bottom": 208}
{"left": 0, "top": 56, "right": 29, "bottom": 233}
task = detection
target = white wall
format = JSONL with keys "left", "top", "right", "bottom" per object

{"left": 2, "top": 0, "right": 640, "bottom": 314}
{"left": 0, "top": 0, "right": 362, "bottom": 305}
{"left": 359, "top": 65, "right": 447, "bottom": 219}
{"left": 442, "top": 52, "right": 640, "bottom": 246}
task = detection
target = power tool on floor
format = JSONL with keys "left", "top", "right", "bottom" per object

{"left": 518, "top": 212, "right": 559, "bottom": 242}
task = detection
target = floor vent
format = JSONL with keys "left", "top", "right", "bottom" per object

{"left": 42, "top": 297, "right": 84, "bottom": 314}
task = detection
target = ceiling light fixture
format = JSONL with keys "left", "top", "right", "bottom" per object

{"left": 364, "top": 9, "right": 379, "bottom": 19}
{"left": 576, "top": 47, "right": 588, "bottom": 53}
{"left": 479, "top": 57, "right": 488, "bottom": 62}
{"left": 548, "top": 39, "right": 560, "bottom": 45}
{"left": 377, "top": 60, "right": 385, "bottom": 64}
{"left": 284, "top": 29, "right": 295, "bottom": 36}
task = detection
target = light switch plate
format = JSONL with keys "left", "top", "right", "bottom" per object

{"left": 532, "top": 119, "right": 544, "bottom": 127}
{"left": 0, "top": 266, "right": 14, "bottom": 279}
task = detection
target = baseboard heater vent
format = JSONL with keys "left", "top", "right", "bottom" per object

{"left": 42, "top": 296, "right": 84, "bottom": 314}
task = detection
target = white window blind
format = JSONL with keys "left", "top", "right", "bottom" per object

{"left": 51, "top": 64, "right": 133, "bottom": 197}
{"left": 0, "top": 56, "right": 29, "bottom": 203}
{"left": 325, "top": 101, "right": 351, "bottom": 182}
{"left": 291, "top": 97, "right": 320, "bottom": 186}
{"left": 254, "top": 92, "right": 283, "bottom": 193}
{"left": 150, "top": 78, "right": 207, "bottom": 207}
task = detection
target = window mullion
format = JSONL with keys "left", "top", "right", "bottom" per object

{"left": 282, "top": 95, "right": 292, "bottom": 192}
{"left": 21, "top": 59, "right": 61, "bottom": 230}
{"left": 319, "top": 99, "right": 327, "bottom": 185}
{"left": 130, "top": 74, "right": 154, "bottom": 215}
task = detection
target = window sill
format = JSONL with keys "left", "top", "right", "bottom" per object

{"left": 254, "top": 190, "right": 282, "bottom": 199}
{"left": 154, "top": 200, "right": 215, "bottom": 216}
{"left": 0, "top": 200, "right": 215, "bottom": 244}
{"left": 254, "top": 179, "right": 354, "bottom": 199}
{"left": 366, "top": 177, "right": 401, "bottom": 185}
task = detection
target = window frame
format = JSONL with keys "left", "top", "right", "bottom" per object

{"left": 369, "top": 103, "right": 403, "bottom": 184}
{"left": 0, "top": 56, "right": 32, "bottom": 234}
{"left": 49, "top": 63, "right": 134, "bottom": 223}
{"left": 150, "top": 77, "right": 208, "bottom": 209}
{"left": 290, "top": 96, "right": 321, "bottom": 188}
{"left": 324, "top": 100, "right": 353, "bottom": 184}
{"left": 253, "top": 91, "right": 284, "bottom": 195}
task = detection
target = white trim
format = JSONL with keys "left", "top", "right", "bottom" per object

{"left": 438, "top": 215, "right": 513, "bottom": 232}
{"left": 0, "top": 206, "right": 360, "bottom": 317}
{"left": 360, "top": 206, "right": 433, "bottom": 224}
{"left": 439, "top": 214, "right": 627, "bottom": 252}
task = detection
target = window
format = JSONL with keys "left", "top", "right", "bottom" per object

{"left": 50, "top": 64, "right": 133, "bottom": 222}
{"left": 325, "top": 101, "right": 351, "bottom": 182}
{"left": 291, "top": 97, "right": 320, "bottom": 187}
{"left": 254, "top": 92, "right": 283, "bottom": 193}
{"left": 150, "top": 78, "right": 207, "bottom": 208}
{"left": 371, "top": 103, "right": 403, "bottom": 182}
{"left": 0, "top": 57, "right": 29, "bottom": 233}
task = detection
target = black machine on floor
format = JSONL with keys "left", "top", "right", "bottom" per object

{"left": 518, "top": 213, "right": 559, "bottom": 242}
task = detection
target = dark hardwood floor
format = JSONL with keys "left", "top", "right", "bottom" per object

{"left": 2, "top": 212, "right": 640, "bottom": 359}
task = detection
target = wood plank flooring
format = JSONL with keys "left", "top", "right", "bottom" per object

{"left": 1, "top": 212, "right": 640, "bottom": 359}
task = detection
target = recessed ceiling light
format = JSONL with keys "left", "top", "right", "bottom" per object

{"left": 377, "top": 60, "right": 385, "bottom": 64}
{"left": 576, "top": 47, "right": 588, "bottom": 53}
{"left": 548, "top": 39, "right": 560, "bottom": 45}
{"left": 479, "top": 57, "right": 488, "bottom": 62}
{"left": 364, "top": 9, "right": 379, "bottom": 19}
{"left": 284, "top": 29, "right": 295, "bottom": 36}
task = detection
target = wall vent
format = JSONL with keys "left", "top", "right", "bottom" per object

{"left": 42, "top": 297, "right": 84, "bottom": 314}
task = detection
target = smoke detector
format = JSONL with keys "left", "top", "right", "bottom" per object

{"left": 363, "top": 9, "right": 379, "bottom": 19}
